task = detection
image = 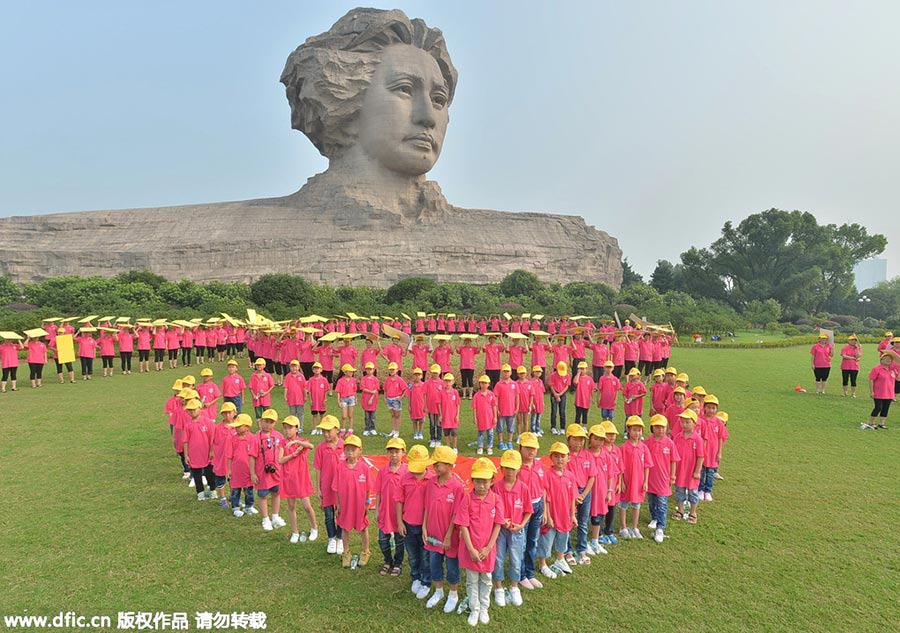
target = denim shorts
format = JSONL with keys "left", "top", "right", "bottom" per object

{"left": 340, "top": 396, "right": 356, "bottom": 407}
{"left": 601, "top": 408, "right": 615, "bottom": 420}
{"left": 257, "top": 485, "right": 280, "bottom": 498}
{"left": 386, "top": 397, "right": 402, "bottom": 411}
{"left": 537, "top": 528, "right": 571, "bottom": 558}
{"left": 497, "top": 416, "right": 515, "bottom": 433}
{"left": 214, "top": 475, "right": 227, "bottom": 489}
{"left": 617, "top": 501, "right": 641, "bottom": 510}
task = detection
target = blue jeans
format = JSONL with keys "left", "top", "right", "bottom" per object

{"left": 429, "top": 550, "right": 460, "bottom": 585}
{"left": 477, "top": 429, "right": 494, "bottom": 448}
{"left": 224, "top": 394, "right": 242, "bottom": 414}
{"left": 530, "top": 413, "right": 542, "bottom": 433}
{"left": 429, "top": 413, "right": 442, "bottom": 442}
{"left": 497, "top": 415, "right": 515, "bottom": 434}
{"left": 492, "top": 528, "right": 525, "bottom": 582}
{"left": 520, "top": 498, "right": 543, "bottom": 580}
{"left": 647, "top": 493, "right": 669, "bottom": 530}
{"left": 403, "top": 523, "right": 430, "bottom": 585}
{"left": 567, "top": 488, "right": 591, "bottom": 555}
{"left": 378, "top": 529, "right": 405, "bottom": 567}
{"left": 230, "top": 486, "right": 254, "bottom": 510}
{"left": 323, "top": 505, "right": 342, "bottom": 539}
{"left": 699, "top": 466, "right": 718, "bottom": 494}
{"left": 538, "top": 528, "right": 570, "bottom": 558}
{"left": 550, "top": 394, "right": 567, "bottom": 429}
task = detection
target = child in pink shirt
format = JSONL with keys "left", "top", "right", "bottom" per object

{"left": 283, "top": 360, "right": 308, "bottom": 432}
{"left": 221, "top": 360, "right": 246, "bottom": 414}
{"left": 307, "top": 363, "right": 329, "bottom": 432}
{"left": 439, "top": 373, "right": 461, "bottom": 452}
{"left": 335, "top": 364, "right": 359, "bottom": 434}
{"left": 472, "top": 375, "right": 497, "bottom": 455}
{"left": 673, "top": 410, "right": 704, "bottom": 524}
{"left": 249, "top": 409, "right": 286, "bottom": 532}
{"left": 407, "top": 368, "right": 427, "bottom": 440}
{"left": 491, "top": 451, "right": 532, "bottom": 609}
{"left": 422, "top": 446, "right": 464, "bottom": 612}
{"left": 211, "top": 402, "right": 236, "bottom": 508}
{"left": 586, "top": 425, "right": 614, "bottom": 552}
{"left": 376, "top": 437, "right": 407, "bottom": 576}
{"left": 622, "top": 368, "right": 647, "bottom": 416}
{"left": 564, "top": 424, "right": 597, "bottom": 565}
{"left": 359, "top": 362, "right": 381, "bottom": 437}
{"left": 382, "top": 362, "right": 407, "bottom": 437}
{"left": 313, "top": 415, "right": 346, "bottom": 554}
{"left": 649, "top": 369, "right": 670, "bottom": 415}
{"left": 277, "top": 415, "right": 318, "bottom": 544}
{"left": 572, "top": 362, "right": 595, "bottom": 426}
{"left": 397, "top": 445, "right": 434, "bottom": 598}
{"left": 529, "top": 367, "right": 546, "bottom": 435}
{"left": 424, "top": 365, "right": 444, "bottom": 448}
{"left": 0, "top": 339, "right": 23, "bottom": 392}
{"left": 459, "top": 458, "right": 505, "bottom": 625}
{"left": 182, "top": 399, "right": 215, "bottom": 501}
{"left": 645, "top": 415, "right": 680, "bottom": 542}
{"left": 456, "top": 338, "right": 478, "bottom": 400}
{"left": 617, "top": 417, "right": 653, "bottom": 540}
{"left": 493, "top": 365, "right": 519, "bottom": 451}
{"left": 516, "top": 366, "right": 533, "bottom": 436}
{"left": 333, "top": 434, "right": 372, "bottom": 567}
{"left": 699, "top": 396, "right": 724, "bottom": 501}
{"left": 249, "top": 358, "right": 275, "bottom": 420}
{"left": 537, "top": 442, "right": 577, "bottom": 578}
{"left": 226, "top": 413, "right": 256, "bottom": 517}
{"left": 596, "top": 361, "right": 621, "bottom": 422}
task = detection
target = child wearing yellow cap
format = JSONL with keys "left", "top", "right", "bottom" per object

{"left": 226, "top": 413, "right": 257, "bottom": 517}
{"left": 516, "top": 432, "right": 546, "bottom": 589}
{"left": 375, "top": 437, "right": 407, "bottom": 576}
{"left": 221, "top": 360, "right": 246, "bottom": 415}
{"left": 458, "top": 458, "right": 504, "bottom": 625}
{"left": 313, "top": 415, "right": 345, "bottom": 554}
{"left": 600, "top": 422, "right": 622, "bottom": 544}
{"left": 618, "top": 417, "right": 653, "bottom": 539}
{"left": 572, "top": 362, "right": 595, "bottom": 427}
{"left": 335, "top": 364, "right": 359, "bottom": 435}
{"left": 422, "top": 446, "right": 463, "bottom": 612}
{"left": 424, "top": 364, "right": 445, "bottom": 449}
{"left": 548, "top": 362, "right": 571, "bottom": 435}
{"left": 249, "top": 359, "right": 275, "bottom": 421}
{"left": 673, "top": 410, "right": 703, "bottom": 524}
{"left": 277, "top": 415, "right": 318, "bottom": 543}
{"left": 360, "top": 362, "right": 380, "bottom": 437}
{"left": 492, "top": 450, "right": 532, "bottom": 608}
{"left": 564, "top": 424, "right": 596, "bottom": 566}
{"left": 212, "top": 402, "right": 237, "bottom": 508}
{"left": 537, "top": 442, "right": 577, "bottom": 578}
{"left": 439, "top": 374, "right": 461, "bottom": 453}
{"left": 397, "top": 445, "right": 434, "bottom": 599}
{"left": 529, "top": 366, "right": 546, "bottom": 436}
{"left": 586, "top": 425, "right": 613, "bottom": 552}
{"left": 472, "top": 375, "right": 497, "bottom": 456}
{"left": 333, "top": 434, "right": 372, "bottom": 568}
{"left": 622, "top": 369, "right": 646, "bottom": 417}
{"left": 645, "top": 415, "right": 679, "bottom": 543}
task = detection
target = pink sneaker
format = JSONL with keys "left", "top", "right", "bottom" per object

{"left": 519, "top": 578, "right": 534, "bottom": 590}
{"left": 528, "top": 577, "right": 543, "bottom": 589}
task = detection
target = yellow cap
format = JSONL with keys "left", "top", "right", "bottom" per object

{"left": 171, "top": 379, "right": 183, "bottom": 390}
{"left": 364, "top": 361, "right": 375, "bottom": 370}
{"left": 289, "top": 359, "right": 300, "bottom": 366}
{"left": 385, "top": 437, "right": 407, "bottom": 451}
{"left": 200, "top": 368, "right": 213, "bottom": 377}
{"left": 517, "top": 366, "right": 527, "bottom": 374}
{"left": 549, "top": 441, "right": 570, "bottom": 455}
{"left": 717, "top": 412, "right": 730, "bottom": 424}
{"left": 478, "top": 375, "right": 491, "bottom": 384}
{"left": 219, "top": 402, "right": 237, "bottom": 413}
{"left": 678, "top": 409, "right": 698, "bottom": 422}
{"left": 683, "top": 397, "right": 697, "bottom": 408}
{"left": 406, "top": 445, "right": 434, "bottom": 473}
{"left": 652, "top": 368, "right": 664, "bottom": 377}
{"left": 649, "top": 414, "right": 668, "bottom": 428}
{"left": 432, "top": 445, "right": 457, "bottom": 465}
{"left": 316, "top": 414, "right": 341, "bottom": 430}
{"left": 443, "top": 373, "right": 455, "bottom": 381}
{"left": 565, "top": 423, "right": 587, "bottom": 438}
{"left": 847, "top": 335, "right": 858, "bottom": 341}
{"left": 387, "top": 362, "right": 398, "bottom": 370}
{"left": 557, "top": 361, "right": 568, "bottom": 376}
{"left": 625, "top": 415, "right": 645, "bottom": 428}
{"left": 517, "top": 432, "right": 540, "bottom": 449}
{"left": 692, "top": 386, "right": 707, "bottom": 396}
{"left": 601, "top": 421, "right": 619, "bottom": 435}
{"left": 673, "top": 386, "right": 686, "bottom": 395}
{"left": 413, "top": 367, "right": 424, "bottom": 374}
{"left": 588, "top": 424, "right": 605, "bottom": 438}
{"left": 704, "top": 394, "right": 719, "bottom": 406}
{"left": 577, "top": 361, "right": 588, "bottom": 369}
{"left": 501, "top": 364, "right": 512, "bottom": 372}
{"left": 500, "top": 450, "right": 523, "bottom": 470}
{"left": 430, "top": 364, "right": 441, "bottom": 374}
{"left": 312, "top": 361, "right": 322, "bottom": 369}
{"left": 627, "top": 367, "right": 641, "bottom": 377}
{"left": 179, "top": 388, "right": 199, "bottom": 399}
{"left": 471, "top": 457, "right": 498, "bottom": 480}
{"left": 676, "top": 373, "right": 689, "bottom": 382}
{"left": 603, "top": 360, "right": 614, "bottom": 368}
{"left": 665, "top": 366, "right": 677, "bottom": 374}
{"left": 184, "top": 399, "right": 202, "bottom": 411}
{"left": 343, "top": 434, "right": 362, "bottom": 448}
{"left": 532, "top": 365, "right": 543, "bottom": 373}
{"left": 227, "top": 413, "right": 253, "bottom": 428}
{"left": 260, "top": 409, "right": 278, "bottom": 422}
{"left": 282, "top": 415, "right": 300, "bottom": 427}
{"left": 341, "top": 363, "right": 355, "bottom": 373}
{"left": 818, "top": 333, "right": 828, "bottom": 339}
{"left": 254, "top": 358, "right": 266, "bottom": 366}
{"left": 181, "top": 375, "right": 196, "bottom": 385}
{"left": 885, "top": 332, "right": 894, "bottom": 337}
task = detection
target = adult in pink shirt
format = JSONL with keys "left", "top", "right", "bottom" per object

{"left": 432, "top": 341, "right": 453, "bottom": 374}
{"left": 610, "top": 335, "right": 626, "bottom": 379}
{"left": 482, "top": 337, "right": 504, "bottom": 385}
{"left": 0, "top": 339, "right": 23, "bottom": 392}
{"left": 877, "top": 332, "right": 893, "bottom": 352}
{"left": 165, "top": 327, "right": 181, "bottom": 369}
{"left": 839, "top": 335, "right": 862, "bottom": 397}
{"left": 297, "top": 336, "right": 316, "bottom": 378}
{"left": 181, "top": 327, "right": 194, "bottom": 367}
{"left": 867, "top": 353, "right": 900, "bottom": 429}
{"left": 360, "top": 339, "right": 380, "bottom": 372}
{"left": 117, "top": 326, "right": 135, "bottom": 374}
{"left": 25, "top": 336, "right": 48, "bottom": 388}
{"left": 589, "top": 340, "right": 609, "bottom": 382}
{"left": 456, "top": 339, "right": 478, "bottom": 399}
{"left": 315, "top": 341, "right": 336, "bottom": 387}
{"left": 74, "top": 331, "right": 98, "bottom": 380}
{"left": 380, "top": 338, "right": 405, "bottom": 369}
{"left": 98, "top": 331, "right": 116, "bottom": 378}
{"left": 810, "top": 335, "right": 834, "bottom": 394}
{"left": 623, "top": 335, "right": 640, "bottom": 375}
{"left": 221, "top": 360, "right": 247, "bottom": 414}
{"left": 136, "top": 326, "right": 152, "bottom": 373}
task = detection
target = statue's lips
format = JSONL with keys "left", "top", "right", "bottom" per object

{"left": 405, "top": 133, "right": 436, "bottom": 151}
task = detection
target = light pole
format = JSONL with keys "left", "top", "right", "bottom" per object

{"left": 858, "top": 295, "right": 871, "bottom": 319}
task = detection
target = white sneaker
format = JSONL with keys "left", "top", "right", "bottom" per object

{"left": 648, "top": 519, "right": 658, "bottom": 529}
{"left": 540, "top": 565, "right": 557, "bottom": 579}
{"left": 443, "top": 593, "right": 459, "bottom": 613}
{"left": 593, "top": 543, "right": 608, "bottom": 555}
{"left": 308, "top": 528, "right": 318, "bottom": 541}
{"left": 271, "top": 515, "right": 286, "bottom": 529}
{"left": 181, "top": 472, "right": 191, "bottom": 480}
{"left": 453, "top": 447, "right": 458, "bottom": 454}
{"left": 411, "top": 579, "right": 422, "bottom": 595}
{"left": 196, "top": 492, "right": 206, "bottom": 501}
{"left": 326, "top": 537, "right": 337, "bottom": 554}
{"left": 654, "top": 528, "right": 665, "bottom": 543}
{"left": 509, "top": 587, "right": 523, "bottom": 606}
{"left": 428, "top": 440, "right": 435, "bottom": 448}
{"left": 336, "top": 539, "right": 344, "bottom": 555}
{"left": 289, "top": 533, "right": 300, "bottom": 544}
{"left": 494, "top": 588, "right": 506, "bottom": 607}
{"left": 486, "top": 447, "right": 493, "bottom": 455}
{"left": 468, "top": 610, "right": 479, "bottom": 627}
{"left": 415, "top": 584, "right": 431, "bottom": 600}
{"left": 425, "top": 589, "right": 445, "bottom": 609}
{"left": 631, "top": 528, "right": 643, "bottom": 539}
{"left": 232, "top": 508, "right": 244, "bottom": 518}
{"left": 619, "top": 528, "right": 632, "bottom": 540}
{"left": 584, "top": 543, "right": 595, "bottom": 555}
{"left": 187, "top": 478, "right": 195, "bottom": 487}
{"left": 476, "top": 447, "right": 484, "bottom": 455}
{"left": 245, "top": 506, "right": 259, "bottom": 515}
{"left": 706, "top": 493, "right": 714, "bottom": 502}
{"left": 261, "top": 517, "right": 273, "bottom": 531}
{"left": 479, "top": 611, "right": 489, "bottom": 624}
{"left": 557, "top": 559, "right": 573, "bottom": 575}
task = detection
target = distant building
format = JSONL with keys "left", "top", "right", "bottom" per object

{"left": 854, "top": 259, "right": 887, "bottom": 291}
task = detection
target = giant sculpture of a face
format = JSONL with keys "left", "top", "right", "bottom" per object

{"left": 280, "top": 8, "right": 457, "bottom": 179}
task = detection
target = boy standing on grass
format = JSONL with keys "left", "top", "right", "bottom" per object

{"left": 314, "top": 415, "right": 345, "bottom": 555}
{"left": 618, "top": 416, "right": 653, "bottom": 540}
{"left": 645, "top": 415, "right": 679, "bottom": 543}
{"left": 564, "top": 424, "right": 596, "bottom": 566}
{"left": 183, "top": 399, "right": 215, "bottom": 501}
{"left": 249, "top": 409, "right": 286, "bottom": 532}
{"left": 422, "top": 446, "right": 463, "bottom": 613}
{"left": 334, "top": 434, "right": 372, "bottom": 568}
{"left": 376, "top": 437, "right": 407, "bottom": 577}
{"left": 596, "top": 361, "right": 621, "bottom": 423}
{"left": 537, "top": 442, "right": 577, "bottom": 579}
{"left": 673, "top": 409, "right": 704, "bottom": 525}
{"left": 226, "top": 413, "right": 256, "bottom": 517}
{"left": 397, "top": 445, "right": 434, "bottom": 599}
{"left": 492, "top": 450, "right": 531, "bottom": 608}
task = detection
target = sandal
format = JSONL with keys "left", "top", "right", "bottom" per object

{"left": 673, "top": 511, "right": 683, "bottom": 520}
{"left": 379, "top": 564, "right": 391, "bottom": 576}
{"left": 579, "top": 554, "right": 591, "bottom": 565}
{"left": 390, "top": 566, "right": 402, "bottom": 577}
{"left": 686, "top": 514, "right": 698, "bottom": 524}
{"left": 565, "top": 553, "right": 577, "bottom": 566}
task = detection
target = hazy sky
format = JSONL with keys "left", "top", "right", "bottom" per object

{"left": 2, "top": 1, "right": 898, "bottom": 280}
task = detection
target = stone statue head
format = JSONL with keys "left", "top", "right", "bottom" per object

{"left": 280, "top": 8, "right": 458, "bottom": 177}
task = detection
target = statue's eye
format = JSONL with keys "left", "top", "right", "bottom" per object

{"left": 432, "top": 93, "right": 448, "bottom": 108}
{"left": 394, "top": 83, "right": 413, "bottom": 96}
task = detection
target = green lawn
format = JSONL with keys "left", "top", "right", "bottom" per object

{"left": 2, "top": 345, "right": 898, "bottom": 632}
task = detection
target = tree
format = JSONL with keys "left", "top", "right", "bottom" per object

{"left": 384, "top": 277, "right": 437, "bottom": 305}
{"left": 249, "top": 274, "right": 313, "bottom": 309}
{"left": 649, "top": 260, "right": 677, "bottom": 294}
{"left": 499, "top": 270, "right": 543, "bottom": 299}
{"left": 0, "top": 276, "right": 21, "bottom": 305}
{"left": 114, "top": 270, "right": 167, "bottom": 290}
{"left": 621, "top": 258, "right": 643, "bottom": 287}
{"left": 743, "top": 299, "right": 783, "bottom": 328}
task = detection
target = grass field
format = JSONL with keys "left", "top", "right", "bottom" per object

{"left": 2, "top": 345, "right": 898, "bottom": 633}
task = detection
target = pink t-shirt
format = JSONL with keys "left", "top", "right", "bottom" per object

{"left": 530, "top": 378, "right": 546, "bottom": 413}
{"left": 440, "top": 387, "right": 461, "bottom": 428}
{"left": 702, "top": 417, "right": 724, "bottom": 468}
{"left": 183, "top": 418, "right": 213, "bottom": 469}
{"left": 550, "top": 345, "right": 570, "bottom": 367}
{"left": 407, "top": 381, "right": 426, "bottom": 419}
{"left": 674, "top": 432, "right": 704, "bottom": 489}
{"left": 335, "top": 376, "right": 358, "bottom": 399}
{"left": 211, "top": 422, "right": 234, "bottom": 476}
{"left": 98, "top": 335, "right": 115, "bottom": 356}
{"left": 518, "top": 460, "right": 547, "bottom": 503}
{"left": 424, "top": 476, "right": 464, "bottom": 556}
{"left": 870, "top": 364, "right": 900, "bottom": 399}
{"left": 574, "top": 374, "right": 595, "bottom": 409}
{"left": 307, "top": 375, "right": 329, "bottom": 410}
{"left": 840, "top": 345, "right": 861, "bottom": 371}
{"left": 457, "top": 345, "right": 477, "bottom": 370}
{"left": 517, "top": 379, "right": 533, "bottom": 413}
{"left": 483, "top": 344, "right": 504, "bottom": 370}
{"left": 530, "top": 342, "right": 548, "bottom": 367}
{"left": 623, "top": 380, "right": 646, "bottom": 416}
{"left": 432, "top": 345, "right": 452, "bottom": 373}
{"left": 411, "top": 344, "right": 431, "bottom": 370}
{"left": 646, "top": 435, "right": 680, "bottom": 496}
{"left": 280, "top": 438, "right": 314, "bottom": 499}
{"left": 398, "top": 470, "right": 433, "bottom": 525}
{"left": 251, "top": 430, "right": 284, "bottom": 490}
{"left": 810, "top": 343, "right": 833, "bottom": 368}
{"left": 359, "top": 375, "right": 380, "bottom": 411}
{"left": 494, "top": 478, "right": 529, "bottom": 526}
{"left": 589, "top": 449, "right": 612, "bottom": 516}
{"left": 548, "top": 372, "right": 571, "bottom": 396}
{"left": 375, "top": 463, "right": 406, "bottom": 533}
{"left": 381, "top": 344, "right": 404, "bottom": 366}
{"left": 337, "top": 345, "right": 358, "bottom": 368}
{"left": 221, "top": 373, "right": 246, "bottom": 398}
{"left": 472, "top": 390, "right": 497, "bottom": 431}
{"left": 619, "top": 441, "right": 654, "bottom": 503}
{"left": 424, "top": 378, "right": 444, "bottom": 415}
{"left": 313, "top": 439, "right": 345, "bottom": 507}
{"left": 597, "top": 374, "right": 622, "bottom": 409}
{"left": 284, "top": 371, "right": 307, "bottom": 406}
{"left": 26, "top": 341, "right": 47, "bottom": 364}
{"left": 75, "top": 336, "right": 97, "bottom": 358}
{"left": 250, "top": 372, "right": 274, "bottom": 407}
{"left": 333, "top": 460, "right": 372, "bottom": 532}
{"left": 226, "top": 433, "right": 254, "bottom": 488}
{"left": 650, "top": 382, "right": 672, "bottom": 414}
{"left": 544, "top": 468, "right": 577, "bottom": 532}
{"left": 383, "top": 374, "right": 407, "bottom": 399}
{"left": 315, "top": 346, "right": 335, "bottom": 371}
{"left": 590, "top": 344, "right": 609, "bottom": 367}
{"left": 456, "top": 490, "right": 505, "bottom": 573}
{"left": 494, "top": 379, "right": 519, "bottom": 417}
{"left": 117, "top": 330, "right": 135, "bottom": 353}
{"left": 507, "top": 345, "right": 526, "bottom": 369}
{"left": 566, "top": 448, "right": 598, "bottom": 489}
{"left": 196, "top": 381, "right": 221, "bottom": 418}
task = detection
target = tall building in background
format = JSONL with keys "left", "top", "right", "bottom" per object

{"left": 854, "top": 259, "right": 888, "bottom": 291}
